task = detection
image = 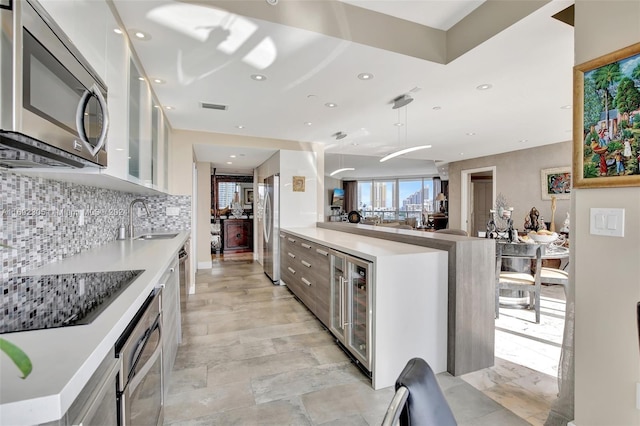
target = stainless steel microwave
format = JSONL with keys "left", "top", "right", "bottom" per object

{"left": 0, "top": 0, "right": 108, "bottom": 168}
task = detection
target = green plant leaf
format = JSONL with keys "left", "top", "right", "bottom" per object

{"left": 0, "top": 338, "right": 32, "bottom": 379}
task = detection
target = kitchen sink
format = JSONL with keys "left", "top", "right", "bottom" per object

{"left": 135, "top": 233, "right": 179, "bottom": 240}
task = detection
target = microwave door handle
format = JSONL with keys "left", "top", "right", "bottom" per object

{"left": 75, "top": 83, "right": 109, "bottom": 157}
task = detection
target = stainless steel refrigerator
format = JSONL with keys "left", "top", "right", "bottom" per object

{"left": 263, "top": 174, "right": 280, "bottom": 284}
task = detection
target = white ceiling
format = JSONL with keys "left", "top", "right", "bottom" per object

{"left": 111, "top": 0, "right": 575, "bottom": 178}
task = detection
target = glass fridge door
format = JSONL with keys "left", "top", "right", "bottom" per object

{"left": 330, "top": 252, "right": 347, "bottom": 342}
{"left": 347, "top": 257, "right": 371, "bottom": 368}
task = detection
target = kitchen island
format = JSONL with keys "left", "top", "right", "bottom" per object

{"left": 317, "top": 221, "right": 495, "bottom": 376}
{"left": 0, "top": 231, "right": 189, "bottom": 426}
{"left": 280, "top": 227, "right": 448, "bottom": 390}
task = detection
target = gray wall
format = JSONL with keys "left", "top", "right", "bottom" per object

{"left": 448, "top": 141, "right": 572, "bottom": 233}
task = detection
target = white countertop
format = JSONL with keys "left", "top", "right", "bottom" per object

{"left": 0, "top": 231, "right": 190, "bottom": 426}
{"left": 282, "top": 227, "right": 443, "bottom": 261}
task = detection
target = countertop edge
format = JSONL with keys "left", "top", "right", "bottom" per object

{"left": 0, "top": 230, "right": 190, "bottom": 425}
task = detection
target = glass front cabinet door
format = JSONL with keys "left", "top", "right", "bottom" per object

{"left": 330, "top": 250, "right": 372, "bottom": 371}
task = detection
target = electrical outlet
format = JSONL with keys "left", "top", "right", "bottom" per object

{"left": 166, "top": 207, "right": 180, "bottom": 216}
{"left": 78, "top": 209, "right": 84, "bottom": 226}
{"left": 79, "top": 278, "right": 85, "bottom": 296}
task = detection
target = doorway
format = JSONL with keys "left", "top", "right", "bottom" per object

{"left": 460, "top": 166, "right": 496, "bottom": 236}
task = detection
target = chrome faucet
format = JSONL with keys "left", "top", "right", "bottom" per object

{"left": 128, "top": 199, "right": 150, "bottom": 238}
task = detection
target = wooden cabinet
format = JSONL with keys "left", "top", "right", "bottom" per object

{"left": 280, "top": 232, "right": 331, "bottom": 326}
{"left": 222, "top": 219, "right": 253, "bottom": 253}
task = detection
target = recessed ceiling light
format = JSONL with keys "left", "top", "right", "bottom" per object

{"left": 251, "top": 74, "right": 267, "bottom": 81}
{"left": 561, "top": 105, "right": 572, "bottom": 109}
{"left": 152, "top": 78, "right": 164, "bottom": 84}
{"left": 115, "top": 148, "right": 124, "bottom": 151}
{"left": 325, "top": 102, "right": 338, "bottom": 108}
{"left": 236, "top": 125, "right": 245, "bottom": 129}
{"left": 476, "top": 84, "right": 492, "bottom": 90}
{"left": 165, "top": 106, "right": 174, "bottom": 110}
{"left": 519, "top": 139, "right": 528, "bottom": 143}
{"left": 357, "top": 73, "right": 374, "bottom": 80}
{"left": 113, "top": 28, "right": 123, "bottom": 35}
{"left": 466, "top": 132, "right": 476, "bottom": 136}
{"left": 134, "top": 31, "right": 150, "bottom": 40}
{"left": 226, "top": 161, "right": 232, "bottom": 165}
{"left": 394, "top": 122, "right": 404, "bottom": 127}
{"left": 230, "top": 155, "right": 237, "bottom": 158}
{"left": 460, "top": 152, "right": 464, "bottom": 156}
{"left": 304, "top": 122, "right": 312, "bottom": 126}
{"left": 432, "top": 106, "right": 442, "bottom": 110}
{"left": 351, "top": 142, "right": 359, "bottom": 146}
{"left": 138, "top": 77, "right": 145, "bottom": 81}
{"left": 153, "top": 105, "right": 161, "bottom": 109}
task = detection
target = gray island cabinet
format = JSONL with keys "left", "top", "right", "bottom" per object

{"left": 280, "top": 227, "right": 448, "bottom": 390}
{"left": 317, "top": 222, "right": 495, "bottom": 376}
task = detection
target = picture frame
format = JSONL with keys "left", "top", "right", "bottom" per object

{"left": 243, "top": 188, "right": 254, "bottom": 204}
{"left": 541, "top": 167, "right": 571, "bottom": 200}
{"left": 573, "top": 42, "right": 640, "bottom": 188}
{"left": 292, "top": 176, "right": 305, "bottom": 192}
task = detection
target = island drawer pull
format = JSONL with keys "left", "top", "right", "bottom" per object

{"left": 301, "top": 260, "right": 311, "bottom": 268}
{"left": 288, "top": 237, "right": 296, "bottom": 243}
{"left": 288, "top": 252, "right": 296, "bottom": 258}
{"left": 287, "top": 267, "right": 296, "bottom": 274}
{"left": 301, "top": 243, "right": 311, "bottom": 249}
{"left": 301, "top": 278, "right": 311, "bottom": 286}
{"left": 316, "top": 249, "right": 328, "bottom": 256}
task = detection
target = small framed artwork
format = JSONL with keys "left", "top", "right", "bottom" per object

{"left": 292, "top": 176, "right": 305, "bottom": 192}
{"left": 541, "top": 167, "right": 571, "bottom": 200}
{"left": 243, "top": 188, "right": 254, "bottom": 204}
{"left": 574, "top": 42, "right": 640, "bottom": 188}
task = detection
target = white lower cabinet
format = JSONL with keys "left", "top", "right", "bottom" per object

{"left": 281, "top": 229, "right": 448, "bottom": 389}
{"left": 160, "top": 256, "right": 181, "bottom": 399}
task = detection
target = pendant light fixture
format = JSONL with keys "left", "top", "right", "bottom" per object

{"left": 329, "top": 132, "right": 355, "bottom": 177}
{"left": 380, "top": 94, "right": 431, "bottom": 163}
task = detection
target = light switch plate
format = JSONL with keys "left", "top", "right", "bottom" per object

{"left": 590, "top": 208, "right": 625, "bottom": 237}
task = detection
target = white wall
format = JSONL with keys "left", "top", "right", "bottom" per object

{"left": 279, "top": 150, "right": 318, "bottom": 228}
{"left": 573, "top": 1, "right": 640, "bottom": 425}
{"left": 196, "top": 162, "right": 212, "bottom": 269}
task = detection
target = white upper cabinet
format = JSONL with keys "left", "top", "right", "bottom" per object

{"left": 38, "top": 0, "right": 169, "bottom": 193}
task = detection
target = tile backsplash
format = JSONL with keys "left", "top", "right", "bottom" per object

{"left": 0, "top": 171, "right": 191, "bottom": 281}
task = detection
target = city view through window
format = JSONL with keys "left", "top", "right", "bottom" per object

{"left": 357, "top": 178, "right": 435, "bottom": 221}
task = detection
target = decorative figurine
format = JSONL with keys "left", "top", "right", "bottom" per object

{"left": 560, "top": 212, "right": 570, "bottom": 234}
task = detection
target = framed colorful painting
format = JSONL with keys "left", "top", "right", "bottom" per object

{"left": 573, "top": 42, "right": 640, "bottom": 188}
{"left": 541, "top": 167, "right": 571, "bottom": 200}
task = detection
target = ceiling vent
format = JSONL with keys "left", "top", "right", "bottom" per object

{"left": 201, "top": 102, "right": 228, "bottom": 111}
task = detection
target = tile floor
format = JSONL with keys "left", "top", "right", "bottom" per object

{"left": 461, "top": 285, "right": 566, "bottom": 425}
{"left": 164, "top": 254, "right": 563, "bottom": 425}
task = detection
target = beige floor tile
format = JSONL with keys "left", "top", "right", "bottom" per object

{"left": 164, "top": 258, "right": 557, "bottom": 425}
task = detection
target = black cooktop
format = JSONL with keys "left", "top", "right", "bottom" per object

{"left": 1, "top": 270, "right": 144, "bottom": 334}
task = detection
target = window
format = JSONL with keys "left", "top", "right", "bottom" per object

{"left": 373, "top": 180, "right": 396, "bottom": 220}
{"left": 357, "top": 181, "right": 372, "bottom": 214}
{"left": 399, "top": 179, "right": 422, "bottom": 220}
{"left": 356, "top": 177, "right": 439, "bottom": 221}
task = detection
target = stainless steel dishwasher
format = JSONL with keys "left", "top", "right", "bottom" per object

{"left": 115, "top": 288, "right": 163, "bottom": 426}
